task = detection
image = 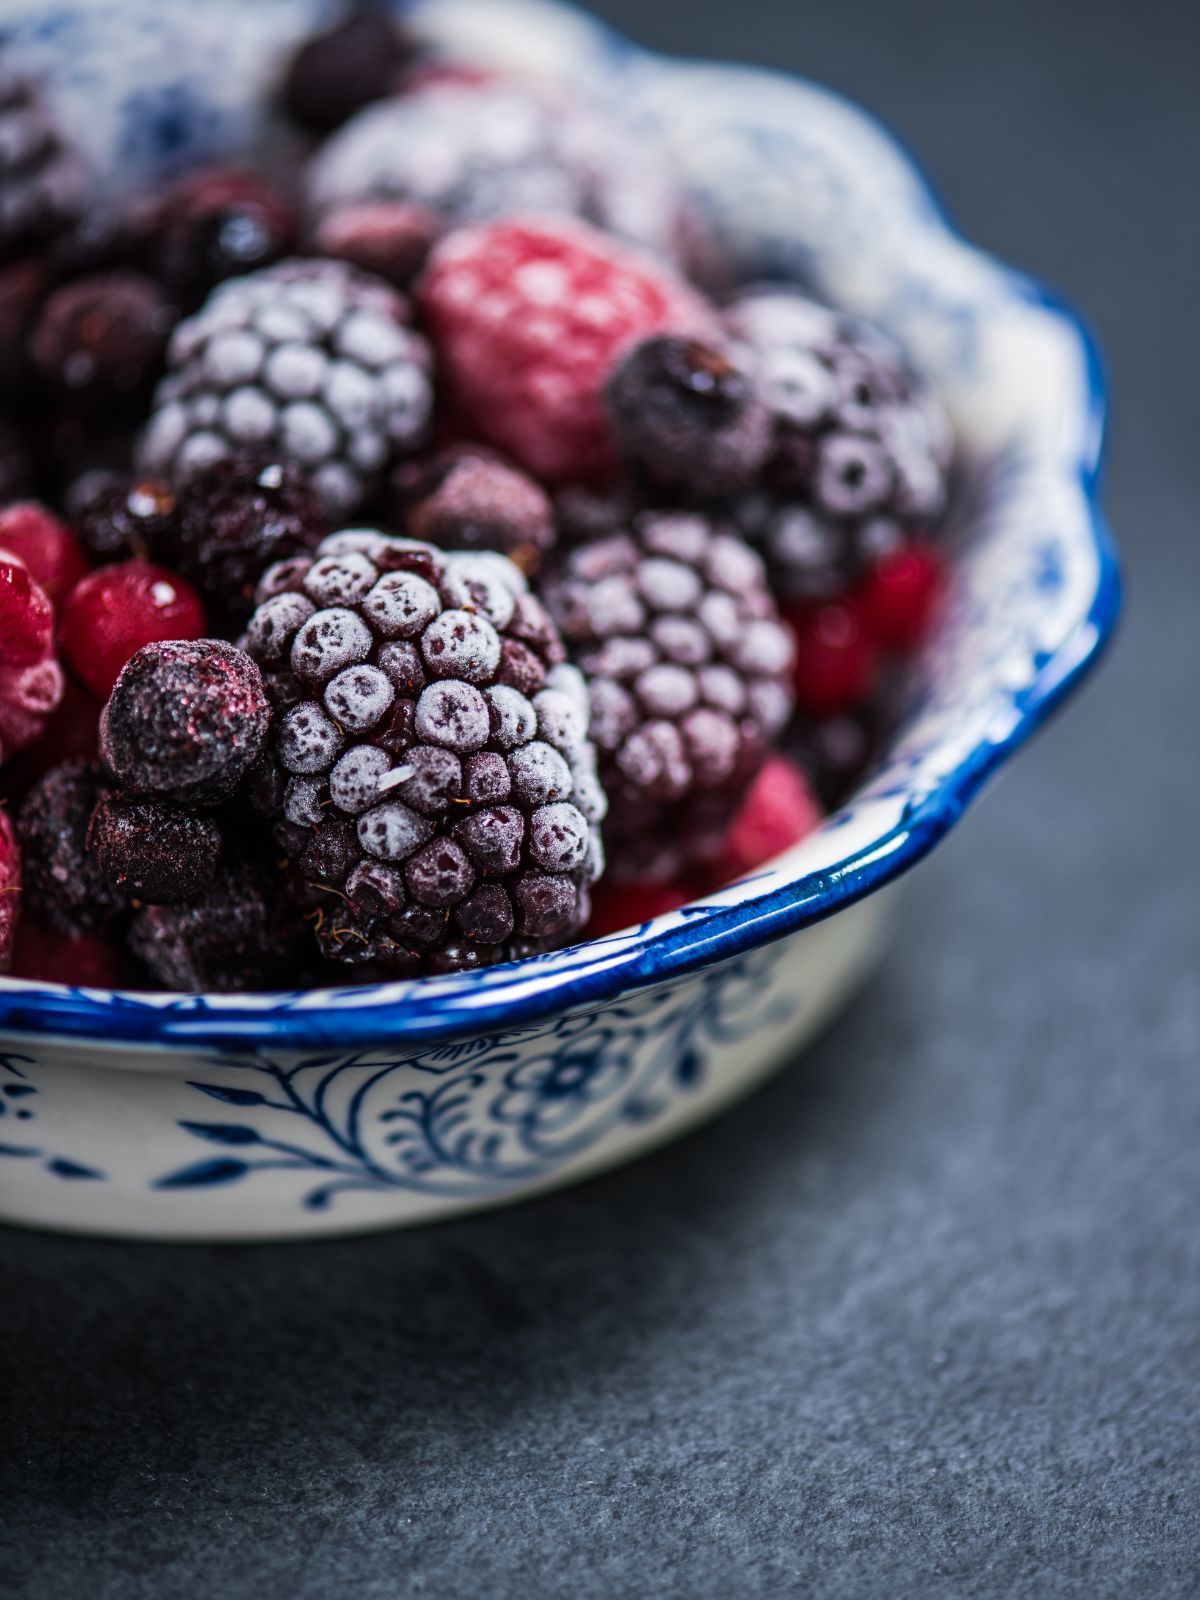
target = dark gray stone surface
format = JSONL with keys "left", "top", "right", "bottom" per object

{"left": 2, "top": 2, "right": 1198, "bottom": 1595}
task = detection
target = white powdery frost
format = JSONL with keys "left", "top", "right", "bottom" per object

{"left": 357, "top": 800, "right": 434, "bottom": 862}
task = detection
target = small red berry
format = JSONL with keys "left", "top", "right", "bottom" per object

{"left": 0, "top": 551, "right": 56, "bottom": 667}
{"left": 588, "top": 879, "right": 691, "bottom": 939}
{"left": 709, "top": 755, "right": 823, "bottom": 885}
{"left": 857, "top": 538, "right": 945, "bottom": 653}
{"left": 0, "top": 501, "right": 89, "bottom": 608}
{"left": 59, "top": 560, "right": 206, "bottom": 698}
{"left": 419, "top": 218, "right": 717, "bottom": 483}
{"left": 785, "top": 597, "right": 880, "bottom": 716}
{"left": 0, "top": 806, "right": 19, "bottom": 973}
{"left": 11, "top": 916, "right": 131, "bottom": 988}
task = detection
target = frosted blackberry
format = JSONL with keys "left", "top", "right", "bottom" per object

{"left": 394, "top": 447, "right": 555, "bottom": 574}
{"left": 137, "top": 258, "right": 434, "bottom": 516}
{"left": 16, "top": 760, "right": 125, "bottom": 933}
{"left": 543, "top": 512, "right": 794, "bottom": 882}
{"left": 726, "top": 287, "right": 953, "bottom": 528}
{"left": 242, "top": 529, "right": 606, "bottom": 975}
{"left": 87, "top": 791, "right": 222, "bottom": 905}
{"left": 0, "top": 55, "right": 85, "bottom": 260}
{"left": 101, "top": 638, "right": 270, "bottom": 806}
{"left": 162, "top": 456, "right": 329, "bottom": 623}
{"left": 305, "top": 81, "right": 683, "bottom": 262}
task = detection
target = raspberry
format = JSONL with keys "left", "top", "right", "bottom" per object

{"left": 28, "top": 271, "right": 173, "bottom": 409}
{"left": 65, "top": 470, "right": 175, "bottom": 564}
{"left": 282, "top": 9, "right": 415, "bottom": 136}
{"left": 59, "top": 559, "right": 206, "bottom": 698}
{"left": 11, "top": 917, "right": 130, "bottom": 988}
{"left": 310, "top": 201, "right": 443, "bottom": 290}
{"left": 0, "top": 56, "right": 85, "bottom": 259}
{"left": 139, "top": 167, "right": 298, "bottom": 310}
{"left": 242, "top": 528, "right": 606, "bottom": 974}
{"left": 419, "top": 218, "right": 716, "bottom": 483}
{"left": 784, "top": 596, "right": 880, "bottom": 716}
{"left": 306, "top": 81, "right": 684, "bottom": 262}
{"left": 160, "top": 456, "right": 329, "bottom": 624}
{"left": 606, "top": 337, "right": 772, "bottom": 499}
{"left": 587, "top": 878, "right": 689, "bottom": 939}
{"left": 0, "top": 548, "right": 54, "bottom": 665}
{"left": 100, "top": 638, "right": 269, "bottom": 806}
{"left": 0, "top": 501, "right": 88, "bottom": 607}
{"left": 543, "top": 511, "right": 793, "bottom": 881}
{"left": 0, "top": 804, "right": 18, "bottom": 972}
{"left": 856, "top": 538, "right": 946, "bottom": 653}
{"left": 706, "top": 755, "right": 822, "bottom": 884}
{"left": 395, "top": 446, "right": 554, "bottom": 574}
{"left": 87, "top": 790, "right": 221, "bottom": 904}
{"left": 15, "top": 760, "right": 124, "bottom": 933}
{"left": 138, "top": 258, "right": 433, "bottom": 515}
{"left": 127, "top": 855, "right": 307, "bottom": 992}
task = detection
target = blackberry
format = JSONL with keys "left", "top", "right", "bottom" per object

{"left": 28, "top": 270, "right": 173, "bottom": 409}
{"left": 100, "top": 638, "right": 270, "bottom": 806}
{"left": 281, "top": 8, "right": 415, "bottom": 137}
{"left": 128, "top": 855, "right": 307, "bottom": 992}
{"left": 606, "top": 336, "right": 772, "bottom": 499}
{"left": 543, "top": 511, "right": 794, "bottom": 882}
{"left": 242, "top": 528, "right": 606, "bottom": 975}
{"left": 162, "top": 456, "right": 329, "bottom": 624}
{"left": 726, "top": 288, "right": 953, "bottom": 524}
{"left": 87, "top": 791, "right": 222, "bottom": 905}
{"left": 138, "top": 258, "right": 433, "bottom": 516}
{"left": 139, "top": 167, "right": 298, "bottom": 311}
{"left": 394, "top": 447, "right": 555, "bottom": 574}
{"left": 305, "top": 81, "right": 683, "bottom": 261}
{"left": 65, "top": 470, "right": 175, "bottom": 564}
{"left": 0, "top": 55, "right": 85, "bottom": 261}
{"left": 16, "top": 759, "right": 124, "bottom": 933}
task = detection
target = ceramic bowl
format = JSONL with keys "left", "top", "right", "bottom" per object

{"left": 0, "top": 0, "right": 1118, "bottom": 1239}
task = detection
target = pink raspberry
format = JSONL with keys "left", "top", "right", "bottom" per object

{"left": 0, "top": 551, "right": 64, "bottom": 766}
{"left": 419, "top": 219, "right": 717, "bottom": 484}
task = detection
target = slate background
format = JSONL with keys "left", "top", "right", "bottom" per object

{"left": 3, "top": 2, "right": 1198, "bottom": 1595}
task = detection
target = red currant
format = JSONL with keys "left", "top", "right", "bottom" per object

{"left": 785, "top": 596, "right": 879, "bottom": 716}
{"left": 857, "top": 539, "right": 945, "bottom": 654}
{"left": 59, "top": 560, "right": 206, "bottom": 698}
{"left": 0, "top": 501, "right": 89, "bottom": 609}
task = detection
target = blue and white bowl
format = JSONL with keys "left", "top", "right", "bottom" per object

{"left": 0, "top": 0, "right": 1118, "bottom": 1238}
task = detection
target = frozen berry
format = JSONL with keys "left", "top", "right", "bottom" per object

{"left": 87, "top": 790, "right": 221, "bottom": 904}
{"left": 396, "top": 447, "right": 554, "bottom": 573}
{"left": 162, "top": 455, "right": 328, "bottom": 623}
{"left": 419, "top": 218, "right": 716, "bottom": 483}
{"left": 311, "top": 201, "right": 443, "bottom": 289}
{"left": 28, "top": 271, "right": 173, "bottom": 406}
{"left": 708, "top": 755, "right": 822, "bottom": 884}
{"left": 306, "top": 80, "right": 684, "bottom": 262}
{"left": 587, "top": 878, "right": 689, "bottom": 939}
{"left": 606, "top": 336, "right": 771, "bottom": 498}
{"left": 544, "top": 511, "right": 793, "bottom": 881}
{"left": 0, "top": 55, "right": 85, "bottom": 259}
{"left": 242, "top": 528, "right": 605, "bottom": 973}
{"left": 127, "top": 856, "right": 305, "bottom": 991}
{"left": 0, "top": 804, "right": 18, "bottom": 971}
{"left": 11, "top": 917, "right": 130, "bottom": 987}
{"left": 100, "top": 638, "right": 269, "bottom": 805}
{"left": 282, "top": 9, "right": 414, "bottom": 135}
{"left": 784, "top": 597, "right": 879, "bottom": 716}
{"left": 733, "top": 494, "right": 857, "bottom": 601}
{"left": 857, "top": 538, "right": 946, "bottom": 653}
{"left": 16, "top": 760, "right": 123, "bottom": 933}
{"left": 0, "top": 501, "right": 88, "bottom": 607}
{"left": 0, "top": 672, "right": 101, "bottom": 792}
{"left": 59, "top": 559, "right": 206, "bottom": 698}
{"left": 0, "top": 654, "right": 64, "bottom": 767}
{"left": 141, "top": 167, "right": 297, "bottom": 309}
{"left": 0, "top": 258, "right": 46, "bottom": 391}
{"left": 0, "top": 547, "right": 54, "bottom": 664}
{"left": 66, "top": 470, "right": 175, "bottom": 564}
{"left": 138, "top": 257, "right": 433, "bottom": 515}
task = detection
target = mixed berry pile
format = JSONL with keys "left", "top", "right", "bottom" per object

{"left": 0, "top": 12, "right": 952, "bottom": 991}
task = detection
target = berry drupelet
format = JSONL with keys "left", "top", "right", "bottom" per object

{"left": 543, "top": 511, "right": 794, "bottom": 882}
{"left": 138, "top": 258, "right": 434, "bottom": 516}
{"left": 241, "top": 528, "right": 607, "bottom": 974}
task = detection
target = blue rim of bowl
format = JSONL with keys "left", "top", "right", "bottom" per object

{"left": 0, "top": 52, "right": 1121, "bottom": 1053}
